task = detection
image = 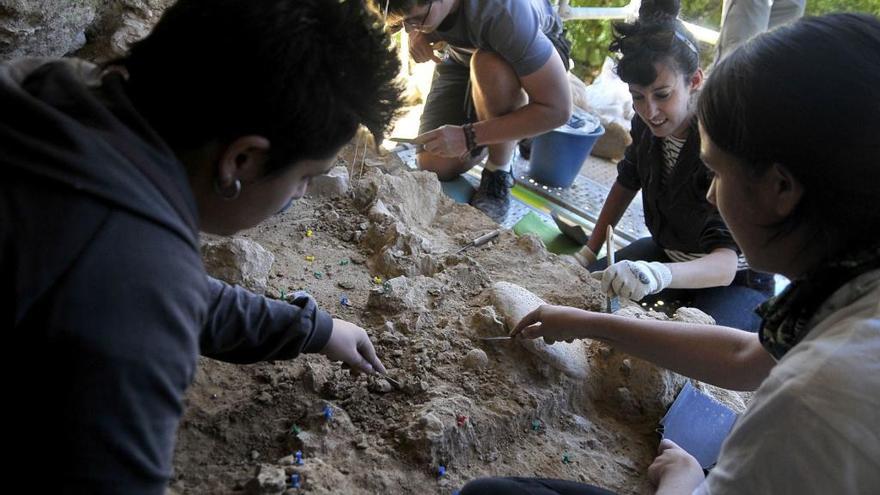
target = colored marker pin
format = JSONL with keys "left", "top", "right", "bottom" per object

{"left": 562, "top": 453, "right": 572, "bottom": 464}
{"left": 373, "top": 276, "right": 383, "bottom": 284}
{"left": 306, "top": 229, "right": 313, "bottom": 237}
{"left": 340, "top": 296, "right": 351, "bottom": 307}
{"left": 531, "top": 419, "right": 542, "bottom": 431}
{"left": 438, "top": 465, "right": 446, "bottom": 477}
{"left": 294, "top": 450, "right": 304, "bottom": 465}
{"left": 456, "top": 415, "right": 467, "bottom": 427}
{"left": 290, "top": 473, "right": 301, "bottom": 488}
{"left": 313, "top": 271, "right": 323, "bottom": 279}
{"left": 323, "top": 404, "right": 333, "bottom": 420}
{"left": 290, "top": 425, "right": 301, "bottom": 435}
{"left": 339, "top": 259, "right": 350, "bottom": 266}
{"left": 305, "top": 255, "right": 315, "bottom": 262}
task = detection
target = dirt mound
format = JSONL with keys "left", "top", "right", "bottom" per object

{"left": 174, "top": 151, "right": 747, "bottom": 494}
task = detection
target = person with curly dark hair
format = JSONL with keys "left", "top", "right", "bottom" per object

{"left": 0, "top": 0, "right": 402, "bottom": 491}
{"left": 462, "top": 12, "right": 880, "bottom": 495}
{"left": 573, "top": 0, "right": 773, "bottom": 332}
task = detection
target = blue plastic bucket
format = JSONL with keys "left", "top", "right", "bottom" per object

{"left": 529, "top": 112, "right": 604, "bottom": 188}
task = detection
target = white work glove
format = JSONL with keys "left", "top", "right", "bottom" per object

{"left": 321, "top": 319, "right": 387, "bottom": 375}
{"left": 591, "top": 260, "right": 672, "bottom": 301}
{"left": 572, "top": 245, "right": 597, "bottom": 269}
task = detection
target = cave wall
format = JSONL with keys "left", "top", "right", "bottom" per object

{"left": 1, "top": 0, "right": 172, "bottom": 62}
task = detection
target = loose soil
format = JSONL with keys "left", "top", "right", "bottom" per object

{"left": 171, "top": 144, "right": 746, "bottom": 495}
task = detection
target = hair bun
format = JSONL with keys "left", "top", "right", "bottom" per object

{"left": 638, "top": 0, "right": 681, "bottom": 21}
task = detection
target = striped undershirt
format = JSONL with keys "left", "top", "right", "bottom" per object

{"left": 661, "top": 134, "right": 687, "bottom": 185}
{"left": 661, "top": 136, "right": 749, "bottom": 270}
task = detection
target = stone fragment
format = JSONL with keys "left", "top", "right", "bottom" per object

{"left": 244, "top": 464, "right": 287, "bottom": 495}
{"left": 463, "top": 348, "right": 489, "bottom": 370}
{"left": 306, "top": 166, "right": 350, "bottom": 198}
{"left": 490, "top": 281, "right": 589, "bottom": 379}
{"left": 369, "top": 379, "right": 393, "bottom": 394}
{"left": 202, "top": 237, "right": 275, "bottom": 293}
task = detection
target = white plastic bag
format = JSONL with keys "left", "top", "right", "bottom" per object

{"left": 583, "top": 57, "right": 635, "bottom": 131}
{"left": 569, "top": 57, "right": 635, "bottom": 160}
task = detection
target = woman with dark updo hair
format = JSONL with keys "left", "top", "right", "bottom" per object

{"left": 574, "top": 0, "right": 773, "bottom": 332}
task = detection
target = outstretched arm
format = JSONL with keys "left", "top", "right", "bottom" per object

{"left": 201, "top": 277, "right": 384, "bottom": 374}
{"left": 511, "top": 305, "right": 775, "bottom": 391}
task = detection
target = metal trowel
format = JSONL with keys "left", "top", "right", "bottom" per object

{"left": 551, "top": 211, "right": 590, "bottom": 245}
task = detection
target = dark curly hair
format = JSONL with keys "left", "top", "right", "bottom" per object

{"left": 608, "top": 0, "right": 699, "bottom": 86}
{"left": 116, "top": 0, "right": 404, "bottom": 174}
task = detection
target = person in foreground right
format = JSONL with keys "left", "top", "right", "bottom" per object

{"left": 463, "top": 12, "right": 880, "bottom": 495}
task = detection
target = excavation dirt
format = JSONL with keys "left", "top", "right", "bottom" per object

{"left": 172, "top": 145, "right": 748, "bottom": 495}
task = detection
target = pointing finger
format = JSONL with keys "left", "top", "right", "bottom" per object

{"left": 358, "top": 337, "right": 386, "bottom": 375}
{"left": 511, "top": 307, "right": 541, "bottom": 336}
{"left": 519, "top": 323, "right": 545, "bottom": 340}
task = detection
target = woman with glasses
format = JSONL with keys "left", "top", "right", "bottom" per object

{"left": 461, "top": 10, "right": 880, "bottom": 495}
{"left": 382, "top": 0, "right": 572, "bottom": 223}
{"left": 573, "top": 0, "right": 773, "bottom": 332}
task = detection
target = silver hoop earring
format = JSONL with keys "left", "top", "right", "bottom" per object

{"left": 213, "top": 177, "right": 241, "bottom": 200}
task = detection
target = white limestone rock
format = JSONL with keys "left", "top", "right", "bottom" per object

{"left": 490, "top": 281, "right": 589, "bottom": 379}
{"left": 244, "top": 464, "right": 287, "bottom": 495}
{"left": 306, "top": 165, "right": 350, "bottom": 198}
{"left": 201, "top": 237, "right": 275, "bottom": 293}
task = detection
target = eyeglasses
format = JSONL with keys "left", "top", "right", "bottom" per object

{"left": 389, "top": 1, "right": 433, "bottom": 33}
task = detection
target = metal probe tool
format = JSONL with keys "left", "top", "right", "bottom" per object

{"left": 455, "top": 229, "right": 502, "bottom": 254}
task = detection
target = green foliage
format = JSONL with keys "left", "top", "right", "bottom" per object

{"left": 565, "top": 0, "right": 880, "bottom": 80}
{"left": 564, "top": 0, "right": 626, "bottom": 79}
{"left": 807, "top": 0, "right": 880, "bottom": 16}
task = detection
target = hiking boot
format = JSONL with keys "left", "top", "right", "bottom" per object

{"left": 470, "top": 168, "right": 514, "bottom": 222}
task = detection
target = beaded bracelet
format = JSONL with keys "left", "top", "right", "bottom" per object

{"left": 462, "top": 123, "right": 478, "bottom": 155}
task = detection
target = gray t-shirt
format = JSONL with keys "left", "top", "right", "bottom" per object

{"left": 433, "top": 0, "right": 563, "bottom": 76}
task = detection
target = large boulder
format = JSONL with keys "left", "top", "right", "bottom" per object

{"left": 75, "top": 0, "right": 175, "bottom": 62}
{"left": 1, "top": 0, "right": 100, "bottom": 58}
{"left": 1, "top": 0, "right": 172, "bottom": 61}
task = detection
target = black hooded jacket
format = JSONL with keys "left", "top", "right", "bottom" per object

{"left": 616, "top": 116, "right": 738, "bottom": 254}
{"left": 0, "top": 58, "right": 332, "bottom": 493}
